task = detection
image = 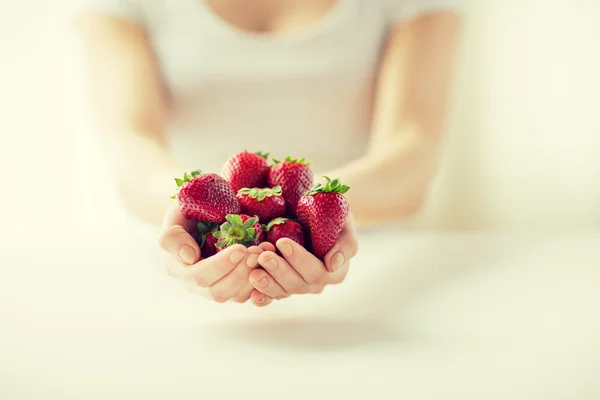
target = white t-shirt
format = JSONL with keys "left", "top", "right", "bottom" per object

{"left": 74, "top": 0, "right": 462, "bottom": 173}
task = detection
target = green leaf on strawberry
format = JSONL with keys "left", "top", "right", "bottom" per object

{"left": 306, "top": 176, "right": 350, "bottom": 196}
{"left": 213, "top": 214, "right": 260, "bottom": 249}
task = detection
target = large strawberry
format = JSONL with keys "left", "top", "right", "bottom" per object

{"left": 267, "top": 156, "right": 313, "bottom": 217}
{"left": 174, "top": 170, "right": 240, "bottom": 222}
{"left": 265, "top": 218, "right": 305, "bottom": 248}
{"left": 214, "top": 214, "right": 265, "bottom": 251}
{"left": 296, "top": 177, "right": 350, "bottom": 259}
{"left": 237, "top": 186, "right": 286, "bottom": 223}
{"left": 221, "top": 151, "right": 270, "bottom": 192}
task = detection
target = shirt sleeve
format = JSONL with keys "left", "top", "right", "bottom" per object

{"left": 385, "top": 0, "right": 463, "bottom": 23}
{"left": 68, "top": 0, "right": 145, "bottom": 24}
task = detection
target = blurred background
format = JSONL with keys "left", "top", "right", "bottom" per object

{"left": 0, "top": 0, "right": 599, "bottom": 235}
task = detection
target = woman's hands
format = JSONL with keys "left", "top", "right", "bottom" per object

{"left": 248, "top": 215, "right": 358, "bottom": 304}
{"left": 158, "top": 204, "right": 358, "bottom": 306}
{"left": 158, "top": 203, "right": 272, "bottom": 305}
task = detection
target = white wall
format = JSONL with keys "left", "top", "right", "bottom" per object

{"left": 416, "top": 0, "right": 600, "bottom": 230}
{"left": 0, "top": 0, "right": 599, "bottom": 235}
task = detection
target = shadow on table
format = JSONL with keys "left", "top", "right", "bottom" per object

{"left": 210, "top": 317, "right": 400, "bottom": 351}
{"left": 337, "top": 233, "right": 517, "bottom": 319}
{"left": 206, "top": 233, "right": 523, "bottom": 351}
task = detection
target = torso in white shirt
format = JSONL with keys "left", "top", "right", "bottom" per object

{"left": 76, "top": 0, "right": 461, "bottom": 173}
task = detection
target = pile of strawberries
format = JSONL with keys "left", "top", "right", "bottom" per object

{"left": 173, "top": 151, "right": 350, "bottom": 260}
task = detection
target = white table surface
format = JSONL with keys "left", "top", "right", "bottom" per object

{"left": 1, "top": 224, "right": 599, "bottom": 400}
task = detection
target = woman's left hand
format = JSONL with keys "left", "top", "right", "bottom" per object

{"left": 248, "top": 214, "right": 358, "bottom": 306}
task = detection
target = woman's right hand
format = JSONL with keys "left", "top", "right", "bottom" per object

{"left": 158, "top": 203, "right": 271, "bottom": 305}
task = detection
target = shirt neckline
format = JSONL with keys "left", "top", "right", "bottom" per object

{"left": 194, "top": 0, "right": 350, "bottom": 43}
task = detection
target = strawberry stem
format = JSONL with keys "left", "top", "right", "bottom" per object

{"left": 171, "top": 169, "right": 202, "bottom": 198}
{"left": 237, "top": 186, "right": 282, "bottom": 201}
{"left": 255, "top": 151, "right": 270, "bottom": 159}
{"left": 306, "top": 176, "right": 350, "bottom": 196}
{"left": 272, "top": 156, "right": 310, "bottom": 166}
{"left": 213, "top": 214, "right": 259, "bottom": 249}
{"left": 265, "top": 217, "right": 290, "bottom": 231}
{"left": 196, "top": 221, "right": 219, "bottom": 248}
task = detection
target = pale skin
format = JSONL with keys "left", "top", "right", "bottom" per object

{"left": 76, "top": 0, "right": 461, "bottom": 306}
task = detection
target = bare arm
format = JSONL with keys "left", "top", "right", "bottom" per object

{"left": 76, "top": 15, "right": 180, "bottom": 226}
{"left": 326, "top": 11, "right": 462, "bottom": 227}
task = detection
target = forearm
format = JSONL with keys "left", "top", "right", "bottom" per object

{"left": 324, "top": 127, "right": 441, "bottom": 227}
{"left": 104, "top": 130, "right": 182, "bottom": 226}
{"left": 333, "top": 12, "right": 460, "bottom": 227}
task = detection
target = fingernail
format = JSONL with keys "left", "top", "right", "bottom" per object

{"left": 179, "top": 245, "right": 197, "bottom": 264}
{"left": 229, "top": 251, "right": 245, "bottom": 264}
{"left": 263, "top": 257, "right": 278, "bottom": 270}
{"left": 331, "top": 252, "right": 345, "bottom": 272}
{"left": 255, "top": 277, "right": 268, "bottom": 287}
{"left": 277, "top": 242, "right": 292, "bottom": 257}
{"left": 246, "top": 253, "right": 258, "bottom": 268}
{"left": 256, "top": 295, "right": 265, "bottom": 304}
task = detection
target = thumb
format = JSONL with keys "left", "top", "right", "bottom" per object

{"left": 324, "top": 213, "right": 358, "bottom": 273}
{"left": 159, "top": 203, "right": 201, "bottom": 265}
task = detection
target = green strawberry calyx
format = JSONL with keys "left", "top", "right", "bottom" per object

{"left": 265, "top": 217, "right": 290, "bottom": 232}
{"left": 272, "top": 156, "right": 311, "bottom": 166}
{"left": 255, "top": 151, "right": 270, "bottom": 159}
{"left": 213, "top": 214, "right": 259, "bottom": 249}
{"left": 306, "top": 176, "right": 350, "bottom": 196}
{"left": 242, "top": 150, "right": 270, "bottom": 160}
{"left": 237, "top": 186, "right": 282, "bottom": 201}
{"left": 196, "top": 220, "right": 219, "bottom": 248}
{"left": 171, "top": 169, "right": 202, "bottom": 199}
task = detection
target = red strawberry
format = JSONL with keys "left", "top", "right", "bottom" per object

{"left": 267, "top": 156, "right": 313, "bottom": 217}
{"left": 296, "top": 177, "right": 350, "bottom": 259}
{"left": 202, "top": 232, "right": 219, "bottom": 258}
{"left": 265, "top": 218, "right": 305, "bottom": 248}
{"left": 237, "top": 186, "right": 286, "bottom": 223}
{"left": 174, "top": 170, "right": 240, "bottom": 222}
{"left": 196, "top": 221, "right": 220, "bottom": 258}
{"left": 214, "top": 214, "right": 265, "bottom": 251}
{"left": 221, "top": 151, "right": 270, "bottom": 192}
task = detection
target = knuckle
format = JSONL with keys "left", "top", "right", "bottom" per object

{"left": 307, "top": 275, "right": 324, "bottom": 286}
{"left": 288, "top": 284, "right": 307, "bottom": 294}
{"left": 330, "top": 271, "right": 348, "bottom": 285}
{"left": 209, "top": 290, "right": 228, "bottom": 303}
{"left": 158, "top": 226, "right": 178, "bottom": 250}
{"left": 192, "top": 274, "right": 209, "bottom": 288}
{"left": 232, "top": 296, "right": 248, "bottom": 304}
{"left": 256, "top": 298, "right": 271, "bottom": 307}
{"left": 311, "top": 286, "right": 325, "bottom": 294}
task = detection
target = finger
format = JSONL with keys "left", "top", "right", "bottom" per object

{"left": 244, "top": 246, "right": 264, "bottom": 269}
{"left": 258, "top": 241, "right": 276, "bottom": 252}
{"left": 275, "top": 238, "right": 327, "bottom": 286}
{"left": 323, "top": 214, "right": 358, "bottom": 273}
{"left": 256, "top": 251, "right": 307, "bottom": 294}
{"left": 231, "top": 282, "right": 254, "bottom": 303}
{"left": 208, "top": 246, "right": 263, "bottom": 302}
{"left": 187, "top": 245, "right": 247, "bottom": 288}
{"left": 328, "top": 262, "right": 350, "bottom": 285}
{"left": 158, "top": 203, "right": 200, "bottom": 265}
{"left": 249, "top": 268, "right": 287, "bottom": 299}
{"left": 250, "top": 290, "right": 274, "bottom": 307}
